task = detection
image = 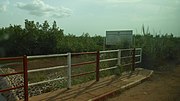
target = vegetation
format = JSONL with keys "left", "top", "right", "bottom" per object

{"left": 0, "top": 19, "right": 179, "bottom": 69}
{"left": 0, "top": 20, "right": 179, "bottom": 95}
{"left": 0, "top": 19, "right": 103, "bottom": 57}
{"left": 135, "top": 31, "right": 180, "bottom": 69}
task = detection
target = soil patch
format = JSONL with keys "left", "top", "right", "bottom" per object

{"left": 108, "top": 65, "right": 180, "bottom": 101}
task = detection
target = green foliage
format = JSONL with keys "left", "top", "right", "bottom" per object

{"left": 0, "top": 20, "right": 179, "bottom": 70}
{"left": 0, "top": 20, "right": 104, "bottom": 57}
{"left": 135, "top": 33, "right": 180, "bottom": 69}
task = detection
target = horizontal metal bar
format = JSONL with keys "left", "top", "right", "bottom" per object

{"left": 71, "top": 61, "right": 96, "bottom": 67}
{"left": 100, "top": 66, "right": 117, "bottom": 72}
{"left": 100, "top": 58, "right": 118, "bottom": 62}
{"left": 71, "top": 71, "right": 95, "bottom": 77}
{"left": 121, "top": 56, "right": 132, "bottom": 59}
{"left": 0, "top": 71, "right": 23, "bottom": 77}
{"left": 28, "top": 65, "right": 67, "bottom": 73}
{"left": 0, "top": 62, "right": 22, "bottom": 68}
{"left": 100, "top": 50, "right": 118, "bottom": 54}
{"left": 72, "top": 52, "right": 97, "bottom": 56}
{"left": 0, "top": 85, "right": 24, "bottom": 92}
{"left": 135, "top": 55, "right": 141, "bottom": 57}
{"left": 0, "top": 56, "right": 23, "bottom": 61}
{"left": 28, "top": 77, "right": 66, "bottom": 86}
{"left": 120, "top": 48, "right": 133, "bottom": 51}
{"left": 135, "top": 48, "right": 142, "bottom": 50}
{"left": 135, "top": 61, "right": 141, "bottom": 64}
{"left": 27, "top": 53, "right": 68, "bottom": 59}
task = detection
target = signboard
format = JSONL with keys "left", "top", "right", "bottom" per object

{"left": 106, "top": 30, "right": 133, "bottom": 46}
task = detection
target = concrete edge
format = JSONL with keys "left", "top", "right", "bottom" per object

{"left": 88, "top": 70, "right": 154, "bottom": 101}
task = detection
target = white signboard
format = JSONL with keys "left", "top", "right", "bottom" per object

{"left": 106, "top": 30, "right": 133, "bottom": 45}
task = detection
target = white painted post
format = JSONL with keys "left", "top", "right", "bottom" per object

{"left": 67, "top": 53, "right": 71, "bottom": 89}
{"left": 140, "top": 48, "right": 142, "bottom": 63}
{"left": 118, "top": 49, "right": 121, "bottom": 66}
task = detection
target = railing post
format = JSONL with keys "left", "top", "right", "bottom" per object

{"left": 118, "top": 49, "right": 121, "bottom": 66}
{"left": 67, "top": 53, "right": 71, "bottom": 89}
{"left": 96, "top": 51, "right": 100, "bottom": 81}
{"left": 23, "top": 55, "right": 28, "bottom": 101}
{"left": 132, "top": 48, "right": 135, "bottom": 71}
{"left": 140, "top": 48, "right": 142, "bottom": 63}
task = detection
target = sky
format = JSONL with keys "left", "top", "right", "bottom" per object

{"left": 0, "top": 0, "right": 180, "bottom": 36}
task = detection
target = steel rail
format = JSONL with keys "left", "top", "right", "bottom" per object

{"left": 100, "top": 58, "right": 118, "bottom": 62}
{"left": 72, "top": 52, "right": 97, "bottom": 55}
{"left": 27, "top": 53, "right": 68, "bottom": 59}
{"left": 0, "top": 85, "right": 24, "bottom": 92}
{"left": 0, "top": 71, "right": 23, "bottom": 77}
{"left": 28, "top": 65, "right": 67, "bottom": 73}
{"left": 0, "top": 56, "right": 23, "bottom": 61}
{"left": 100, "top": 50, "right": 118, "bottom": 54}
{"left": 99, "top": 66, "right": 117, "bottom": 72}
{"left": 71, "top": 61, "right": 96, "bottom": 67}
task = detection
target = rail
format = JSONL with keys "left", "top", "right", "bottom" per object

{"left": 0, "top": 56, "right": 28, "bottom": 101}
{"left": 0, "top": 48, "right": 142, "bottom": 101}
{"left": 99, "top": 48, "right": 142, "bottom": 72}
{"left": 27, "top": 51, "right": 99, "bottom": 90}
{"left": 71, "top": 51, "right": 99, "bottom": 82}
{"left": 27, "top": 54, "right": 68, "bottom": 88}
{"left": 28, "top": 65, "right": 67, "bottom": 73}
{"left": 27, "top": 53, "right": 68, "bottom": 59}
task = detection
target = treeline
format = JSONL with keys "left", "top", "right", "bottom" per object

{"left": 0, "top": 20, "right": 103, "bottom": 57}
{"left": 0, "top": 20, "right": 179, "bottom": 68}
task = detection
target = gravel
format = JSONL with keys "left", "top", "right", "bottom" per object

{"left": 0, "top": 68, "right": 65, "bottom": 101}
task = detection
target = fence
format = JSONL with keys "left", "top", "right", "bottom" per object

{"left": 0, "top": 56, "right": 28, "bottom": 101}
{"left": 100, "top": 48, "right": 142, "bottom": 72}
{"left": 0, "top": 48, "right": 142, "bottom": 101}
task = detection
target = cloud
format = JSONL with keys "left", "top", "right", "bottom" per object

{"left": 0, "top": 0, "right": 9, "bottom": 12}
{"left": 16, "top": 0, "right": 72, "bottom": 18}
{"left": 0, "top": 4, "right": 7, "bottom": 12}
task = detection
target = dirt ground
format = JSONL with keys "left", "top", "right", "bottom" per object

{"left": 108, "top": 65, "right": 180, "bottom": 101}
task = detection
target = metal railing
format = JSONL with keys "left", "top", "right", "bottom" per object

{"left": 71, "top": 52, "right": 99, "bottom": 83}
{"left": 27, "top": 54, "right": 68, "bottom": 87}
{"left": 0, "top": 56, "right": 28, "bottom": 101}
{"left": 0, "top": 48, "right": 142, "bottom": 101}
{"left": 99, "top": 48, "right": 142, "bottom": 72}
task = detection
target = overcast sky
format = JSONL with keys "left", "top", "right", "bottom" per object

{"left": 0, "top": 0, "right": 180, "bottom": 36}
